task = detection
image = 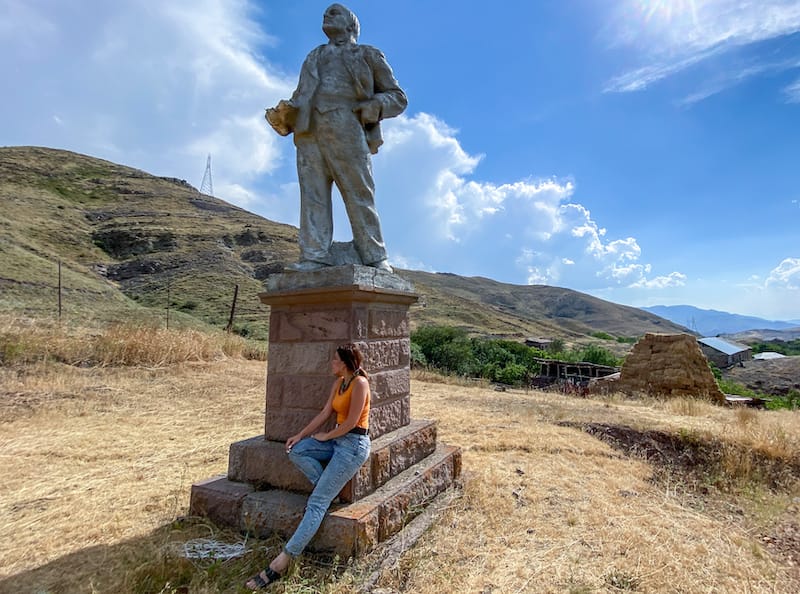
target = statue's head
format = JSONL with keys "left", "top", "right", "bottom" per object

{"left": 323, "top": 4, "right": 359, "bottom": 42}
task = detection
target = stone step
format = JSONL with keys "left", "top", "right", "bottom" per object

{"left": 246, "top": 443, "right": 460, "bottom": 556}
{"left": 190, "top": 443, "right": 460, "bottom": 558}
{"left": 227, "top": 418, "right": 437, "bottom": 503}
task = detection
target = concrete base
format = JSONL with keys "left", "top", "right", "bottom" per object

{"left": 191, "top": 444, "right": 461, "bottom": 558}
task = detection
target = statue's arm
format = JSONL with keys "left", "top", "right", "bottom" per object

{"left": 265, "top": 47, "right": 321, "bottom": 136}
{"left": 289, "top": 47, "right": 321, "bottom": 107}
{"left": 366, "top": 47, "right": 407, "bottom": 120}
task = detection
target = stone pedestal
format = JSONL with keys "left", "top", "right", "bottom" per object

{"left": 190, "top": 266, "right": 461, "bottom": 557}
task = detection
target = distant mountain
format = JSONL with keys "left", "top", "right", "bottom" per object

{"left": 0, "top": 146, "right": 687, "bottom": 345}
{"left": 642, "top": 305, "right": 797, "bottom": 337}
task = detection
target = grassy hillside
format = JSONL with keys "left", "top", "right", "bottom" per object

{"left": 0, "top": 146, "right": 298, "bottom": 339}
{"left": 403, "top": 270, "right": 686, "bottom": 340}
{"left": 1, "top": 146, "right": 687, "bottom": 343}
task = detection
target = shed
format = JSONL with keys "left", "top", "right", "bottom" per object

{"left": 525, "top": 337, "right": 553, "bottom": 350}
{"left": 698, "top": 337, "right": 752, "bottom": 368}
{"left": 535, "top": 358, "right": 619, "bottom": 382}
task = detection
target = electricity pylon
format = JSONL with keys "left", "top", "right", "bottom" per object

{"left": 200, "top": 154, "right": 214, "bottom": 196}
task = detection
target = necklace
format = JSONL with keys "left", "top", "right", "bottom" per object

{"left": 339, "top": 374, "right": 355, "bottom": 393}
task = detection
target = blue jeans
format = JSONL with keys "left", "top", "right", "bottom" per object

{"left": 284, "top": 432, "right": 371, "bottom": 557}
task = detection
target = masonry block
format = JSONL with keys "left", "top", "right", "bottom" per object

{"left": 266, "top": 374, "right": 331, "bottom": 411}
{"left": 371, "top": 368, "right": 411, "bottom": 402}
{"left": 369, "top": 396, "right": 410, "bottom": 437}
{"left": 363, "top": 338, "right": 410, "bottom": 368}
{"left": 368, "top": 308, "right": 411, "bottom": 338}
{"left": 268, "top": 342, "right": 331, "bottom": 375}
{"left": 238, "top": 444, "right": 460, "bottom": 558}
{"left": 189, "top": 476, "right": 254, "bottom": 528}
{"left": 275, "top": 309, "right": 353, "bottom": 342}
{"left": 229, "top": 419, "right": 438, "bottom": 503}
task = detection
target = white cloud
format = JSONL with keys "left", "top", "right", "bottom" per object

{"left": 0, "top": 0, "right": 294, "bottom": 208}
{"left": 372, "top": 113, "right": 684, "bottom": 291}
{"left": 377, "top": 113, "right": 575, "bottom": 242}
{"left": 629, "top": 272, "right": 688, "bottom": 289}
{"left": 606, "top": 0, "right": 800, "bottom": 98}
{"left": 784, "top": 78, "right": 800, "bottom": 103}
{"left": 605, "top": 51, "right": 713, "bottom": 93}
{"left": 766, "top": 258, "right": 800, "bottom": 289}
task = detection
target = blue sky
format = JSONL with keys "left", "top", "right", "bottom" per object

{"left": 2, "top": 0, "right": 799, "bottom": 321}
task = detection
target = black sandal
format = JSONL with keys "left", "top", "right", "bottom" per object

{"left": 245, "top": 567, "right": 282, "bottom": 590}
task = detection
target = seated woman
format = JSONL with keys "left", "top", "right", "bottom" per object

{"left": 246, "top": 343, "right": 372, "bottom": 590}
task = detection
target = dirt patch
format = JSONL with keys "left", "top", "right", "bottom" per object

{"left": 559, "top": 421, "right": 800, "bottom": 493}
{"left": 764, "top": 516, "right": 800, "bottom": 571}
{"left": 721, "top": 356, "right": 800, "bottom": 396}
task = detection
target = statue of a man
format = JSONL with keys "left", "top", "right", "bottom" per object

{"left": 266, "top": 3, "right": 407, "bottom": 273}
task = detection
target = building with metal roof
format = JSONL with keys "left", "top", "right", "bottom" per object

{"left": 698, "top": 337, "right": 752, "bottom": 368}
{"left": 753, "top": 351, "right": 786, "bottom": 360}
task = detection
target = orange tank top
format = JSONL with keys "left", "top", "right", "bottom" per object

{"left": 332, "top": 376, "right": 370, "bottom": 430}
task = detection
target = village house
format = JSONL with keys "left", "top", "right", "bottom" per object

{"left": 698, "top": 337, "right": 752, "bottom": 368}
{"left": 525, "top": 337, "right": 553, "bottom": 350}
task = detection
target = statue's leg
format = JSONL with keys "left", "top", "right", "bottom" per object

{"left": 321, "top": 114, "right": 387, "bottom": 265}
{"left": 295, "top": 137, "right": 334, "bottom": 265}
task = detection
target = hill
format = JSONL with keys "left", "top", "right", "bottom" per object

{"left": 642, "top": 304, "right": 798, "bottom": 337}
{"left": 0, "top": 146, "right": 687, "bottom": 342}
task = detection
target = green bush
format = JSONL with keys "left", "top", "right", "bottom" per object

{"left": 411, "top": 325, "right": 540, "bottom": 383}
{"left": 750, "top": 339, "right": 800, "bottom": 356}
{"left": 409, "top": 325, "right": 621, "bottom": 385}
{"left": 410, "top": 342, "right": 427, "bottom": 368}
{"left": 431, "top": 339, "right": 478, "bottom": 375}
{"left": 591, "top": 331, "right": 614, "bottom": 341}
{"left": 766, "top": 389, "right": 800, "bottom": 411}
{"left": 578, "top": 344, "right": 620, "bottom": 367}
{"left": 496, "top": 363, "right": 529, "bottom": 385}
{"left": 708, "top": 362, "right": 722, "bottom": 381}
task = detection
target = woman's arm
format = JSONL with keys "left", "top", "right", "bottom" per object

{"left": 285, "top": 381, "right": 338, "bottom": 449}
{"left": 313, "top": 377, "right": 368, "bottom": 441}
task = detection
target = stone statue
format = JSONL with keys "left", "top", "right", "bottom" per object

{"left": 265, "top": 3, "right": 407, "bottom": 273}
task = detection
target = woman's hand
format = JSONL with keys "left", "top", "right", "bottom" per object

{"left": 285, "top": 434, "right": 303, "bottom": 451}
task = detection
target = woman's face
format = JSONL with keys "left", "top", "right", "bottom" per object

{"left": 332, "top": 352, "right": 347, "bottom": 376}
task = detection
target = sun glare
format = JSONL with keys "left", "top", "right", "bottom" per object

{"left": 634, "top": 0, "right": 699, "bottom": 26}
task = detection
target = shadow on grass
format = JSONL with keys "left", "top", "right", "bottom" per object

{"left": 0, "top": 518, "right": 288, "bottom": 594}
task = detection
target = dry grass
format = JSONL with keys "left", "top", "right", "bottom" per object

{"left": 393, "top": 385, "right": 799, "bottom": 593}
{"left": 1, "top": 353, "right": 798, "bottom": 592}
{"left": 0, "top": 316, "right": 266, "bottom": 366}
{"left": 0, "top": 359, "right": 267, "bottom": 592}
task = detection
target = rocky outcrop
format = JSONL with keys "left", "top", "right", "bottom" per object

{"left": 618, "top": 333, "right": 725, "bottom": 404}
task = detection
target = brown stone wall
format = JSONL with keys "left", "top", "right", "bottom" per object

{"left": 617, "top": 333, "right": 725, "bottom": 404}
{"left": 260, "top": 280, "right": 417, "bottom": 441}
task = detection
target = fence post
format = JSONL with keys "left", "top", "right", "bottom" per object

{"left": 166, "top": 276, "right": 171, "bottom": 330}
{"left": 226, "top": 284, "right": 239, "bottom": 333}
{"left": 57, "top": 259, "right": 62, "bottom": 322}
